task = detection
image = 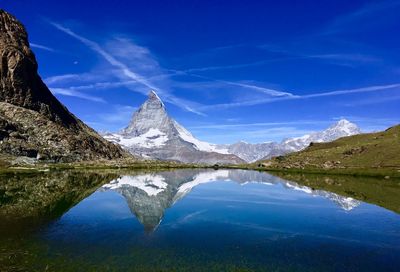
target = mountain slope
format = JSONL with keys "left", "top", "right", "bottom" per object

{"left": 0, "top": 10, "right": 127, "bottom": 162}
{"left": 216, "top": 119, "right": 361, "bottom": 162}
{"left": 261, "top": 124, "right": 400, "bottom": 170}
{"left": 104, "top": 91, "right": 244, "bottom": 165}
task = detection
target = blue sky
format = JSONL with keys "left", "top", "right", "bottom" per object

{"left": 2, "top": 0, "right": 400, "bottom": 143}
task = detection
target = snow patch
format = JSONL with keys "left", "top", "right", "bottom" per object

{"left": 105, "top": 128, "right": 169, "bottom": 148}
{"left": 103, "top": 174, "right": 168, "bottom": 196}
{"left": 173, "top": 121, "right": 230, "bottom": 154}
{"left": 241, "top": 181, "right": 274, "bottom": 186}
{"left": 176, "top": 170, "right": 230, "bottom": 196}
{"left": 285, "top": 182, "right": 314, "bottom": 194}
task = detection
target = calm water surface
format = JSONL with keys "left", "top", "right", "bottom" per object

{"left": 0, "top": 169, "right": 399, "bottom": 271}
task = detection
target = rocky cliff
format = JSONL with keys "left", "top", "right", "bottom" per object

{"left": 0, "top": 10, "right": 127, "bottom": 162}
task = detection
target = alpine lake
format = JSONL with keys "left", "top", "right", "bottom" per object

{"left": 0, "top": 168, "right": 399, "bottom": 271}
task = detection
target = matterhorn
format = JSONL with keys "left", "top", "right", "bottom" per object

{"left": 104, "top": 91, "right": 244, "bottom": 164}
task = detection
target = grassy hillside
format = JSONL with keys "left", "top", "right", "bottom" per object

{"left": 258, "top": 124, "right": 400, "bottom": 172}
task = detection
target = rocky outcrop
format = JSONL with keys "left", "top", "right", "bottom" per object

{"left": 0, "top": 102, "right": 126, "bottom": 161}
{"left": 0, "top": 10, "right": 127, "bottom": 162}
{"left": 0, "top": 10, "right": 76, "bottom": 125}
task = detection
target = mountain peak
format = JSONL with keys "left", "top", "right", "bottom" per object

{"left": 147, "top": 90, "right": 164, "bottom": 106}
{"left": 149, "top": 90, "right": 160, "bottom": 99}
{"left": 0, "top": 10, "right": 27, "bottom": 44}
{"left": 335, "top": 119, "right": 351, "bottom": 126}
{"left": 121, "top": 90, "right": 169, "bottom": 136}
{"left": 329, "top": 119, "right": 361, "bottom": 134}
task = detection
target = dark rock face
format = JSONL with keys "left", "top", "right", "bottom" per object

{"left": 0, "top": 10, "right": 77, "bottom": 126}
{"left": 0, "top": 10, "right": 127, "bottom": 162}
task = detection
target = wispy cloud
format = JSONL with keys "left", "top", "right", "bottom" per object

{"left": 300, "top": 84, "right": 400, "bottom": 99}
{"left": 192, "top": 126, "right": 313, "bottom": 144}
{"left": 183, "top": 60, "right": 271, "bottom": 73}
{"left": 215, "top": 80, "right": 294, "bottom": 97}
{"left": 30, "top": 42, "right": 55, "bottom": 52}
{"left": 168, "top": 69, "right": 294, "bottom": 100}
{"left": 342, "top": 93, "right": 400, "bottom": 107}
{"left": 181, "top": 39, "right": 382, "bottom": 73}
{"left": 48, "top": 21, "right": 205, "bottom": 115}
{"left": 309, "top": 54, "right": 379, "bottom": 63}
{"left": 182, "top": 52, "right": 380, "bottom": 73}
{"left": 50, "top": 87, "right": 106, "bottom": 103}
{"left": 202, "top": 83, "right": 400, "bottom": 110}
{"left": 189, "top": 120, "right": 333, "bottom": 130}
{"left": 45, "top": 74, "right": 82, "bottom": 85}
{"left": 49, "top": 22, "right": 159, "bottom": 91}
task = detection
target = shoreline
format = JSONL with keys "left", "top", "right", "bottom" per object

{"left": 225, "top": 164, "right": 400, "bottom": 178}
{"left": 1, "top": 158, "right": 399, "bottom": 179}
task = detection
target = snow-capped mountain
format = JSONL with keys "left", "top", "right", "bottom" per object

{"left": 215, "top": 119, "right": 361, "bottom": 162}
{"left": 281, "top": 119, "right": 361, "bottom": 152}
{"left": 103, "top": 91, "right": 244, "bottom": 164}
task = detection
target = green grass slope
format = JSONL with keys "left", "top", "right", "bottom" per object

{"left": 260, "top": 124, "right": 400, "bottom": 171}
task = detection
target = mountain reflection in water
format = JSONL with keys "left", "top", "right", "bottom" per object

{"left": 101, "top": 169, "right": 361, "bottom": 231}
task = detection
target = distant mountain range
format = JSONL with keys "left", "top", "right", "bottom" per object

{"left": 104, "top": 91, "right": 361, "bottom": 164}
{"left": 215, "top": 119, "right": 361, "bottom": 162}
